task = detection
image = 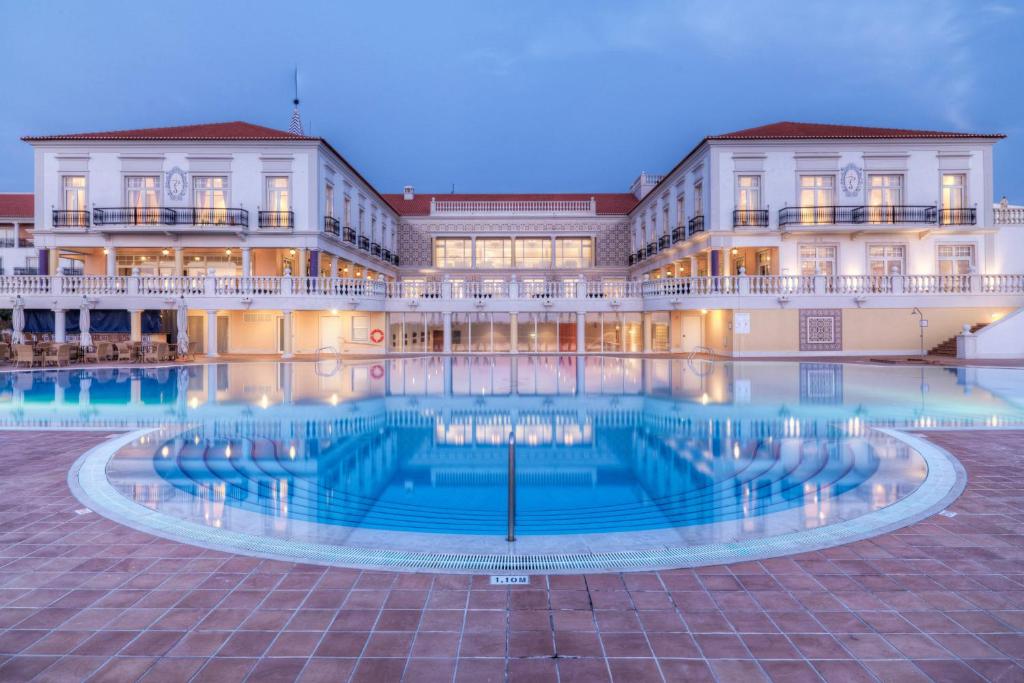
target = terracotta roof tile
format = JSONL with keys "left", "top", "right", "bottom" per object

{"left": 0, "top": 193, "right": 32, "bottom": 218}
{"left": 709, "top": 121, "right": 1004, "bottom": 140}
{"left": 382, "top": 193, "right": 637, "bottom": 216}
{"left": 22, "top": 121, "right": 316, "bottom": 142}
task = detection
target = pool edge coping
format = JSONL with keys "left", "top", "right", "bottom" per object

{"left": 66, "top": 427, "right": 967, "bottom": 574}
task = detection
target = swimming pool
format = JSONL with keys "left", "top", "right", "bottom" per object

{"left": 4, "top": 357, "right": 1020, "bottom": 570}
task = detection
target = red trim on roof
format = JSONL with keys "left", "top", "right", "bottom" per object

{"left": 709, "top": 121, "right": 1004, "bottom": 140}
{"left": 382, "top": 193, "right": 638, "bottom": 216}
{"left": 22, "top": 121, "right": 317, "bottom": 142}
{"left": 0, "top": 193, "right": 32, "bottom": 218}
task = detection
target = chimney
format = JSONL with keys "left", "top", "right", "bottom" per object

{"left": 403, "top": 185, "right": 415, "bottom": 200}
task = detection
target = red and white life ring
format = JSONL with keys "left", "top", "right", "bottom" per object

{"left": 370, "top": 364, "right": 384, "bottom": 379}
{"left": 369, "top": 328, "right": 385, "bottom": 344}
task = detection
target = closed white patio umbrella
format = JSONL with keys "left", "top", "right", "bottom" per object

{"left": 176, "top": 298, "right": 190, "bottom": 357}
{"left": 79, "top": 300, "right": 92, "bottom": 348}
{"left": 11, "top": 298, "right": 25, "bottom": 345}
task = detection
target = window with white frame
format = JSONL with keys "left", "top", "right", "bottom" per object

{"left": 125, "top": 176, "right": 161, "bottom": 223}
{"left": 555, "top": 238, "right": 593, "bottom": 268}
{"left": 940, "top": 174, "right": 967, "bottom": 224}
{"left": 193, "top": 176, "right": 229, "bottom": 224}
{"left": 352, "top": 315, "right": 369, "bottom": 343}
{"left": 343, "top": 196, "right": 352, "bottom": 226}
{"left": 866, "top": 174, "right": 903, "bottom": 223}
{"left": 676, "top": 193, "right": 685, "bottom": 228}
{"left": 662, "top": 205, "right": 670, "bottom": 236}
{"left": 265, "top": 177, "right": 290, "bottom": 227}
{"left": 475, "top": 238, "right": 512, "bottom": 268}
{"left": 514, "top": 238, "right": 552, "bottom": 268}
{"left": 868, "top": 244, "right": 906, "bottom": 276}
{"left": 756, "top": 249, "right": 772, "bottom": 275}
{"left": 434, "top": 238, "right": 472, "bottom": 268}
{"left": 799, "top": 244, "right": 837, "bottom": 277}
{"left": 937, "top": 244, "right": 975, "bottom": 275}
{"left": 62, "top": 176, "right": 87, "bottom": 226}
{"left": 693, "top": 180, "right": 703, "bottom": 216}
{"left": 735, "top": 175, "right": 761, "bottom": 225}
{"left": 798, "top": 175, "right": 834, "bottom": 224}
{"left": 325, "top": 183, "right": 335, "bottom": 218}
{"left": 358, "top": 207, "right": 365, "bottom": 235}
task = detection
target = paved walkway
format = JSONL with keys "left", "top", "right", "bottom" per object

{"left": 0, "top": 430, "right": 1021, "bottom": 682}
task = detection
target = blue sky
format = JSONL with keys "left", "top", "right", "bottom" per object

{"left": 1, "top": 0, "right": 1022, "bottom": 199}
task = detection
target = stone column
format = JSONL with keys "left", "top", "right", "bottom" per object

{"left": 297, "top": 249, "right": 307, "bottom": 278}
{"left": 509, "top": 313, "right": 518, "bottom": 353}
{"left": 130, "top": 310, "right": 142, "bottom": 343}
{"left": 576, "top": 312, "right": 586, "bottom": 353}
{"left": 282, "top": 310, "right": 294, "bottom": 359}
{"left": 206, "top": 310, "right": 218, "bottom": 357}
{"left": 174, "top": 248, "right": 184, "bottom": 275}
{"left": 241, "top": 247, "right": 251, "bottom": 277}
{"left": 54, "top": 309, "right": 66, "bottom": 343}
{"left": 443, "top": 312, "right": 452, "bottom": 353}
{"left": 330, "top": 255, "right": 339, "bottom": 278}
{"left": 106, "top": 247, "right": 117, "bottom": 276}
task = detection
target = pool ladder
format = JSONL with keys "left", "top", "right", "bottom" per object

{"left": 507, "top": 431, "right": 516, "bottom": 542}
{"left": 314, "top": 346, "right": 341, "bottom": 377}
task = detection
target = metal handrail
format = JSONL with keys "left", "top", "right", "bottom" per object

{"left": 314, "top": 345, "right": 340, "bottom": 377}
{"left": 507, "top": 431, "right": 516, "bottom": 542}
{"left": 686, "top": 345, "right": 716, "bottom": 378}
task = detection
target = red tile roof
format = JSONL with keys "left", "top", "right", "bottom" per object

{"left": 709, "top": 121, "right": 1005, "bottom": 140}
{"left": 22, "top": 121, "right": 317, "bottom": 142}
{"left": 382, "top": 193, "right": 638, "bottom": 216}
{"left": 0, "top": 193, "right": 32, "bottom": 218}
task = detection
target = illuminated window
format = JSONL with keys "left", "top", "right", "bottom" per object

{"left": 514, "top": 238, "right": 552, "bottom": 268}
{"left": 434, "top": 238, "right": 472, "bottom": 268}
{"left": 735, "top": 175, "right": 761, "bottom": 224}
{"left": 194, "top": 177, "right": 229, "bottom": 224}
{"left": 798, "top": 175, "right": 834, "bottom": 224}
{"left": 62, "top": 176, "right": 87, "bottom": 226}
{"left": 799, "top": 244, "right": 836, "bottom": 277}
{"left": 555, "top": 238, "right": 593, "bottom": 268}
{"left": 937, "top": 244, "right": 975, "bottom": 275}
{"left": 866, "top": 174, "right": 903, "bottom": 223}
{"left": 940, "top": 174, "right": 966, "bottom": 224}
{"left": 475, "top": 238, "right": 511, "bottom": 268}
{"left": 868, "top": 245, "right": 905, "bottom": 276}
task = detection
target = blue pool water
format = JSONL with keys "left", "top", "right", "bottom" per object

{"left": 3, "top": 357, "right": 1022, "bottom": 537}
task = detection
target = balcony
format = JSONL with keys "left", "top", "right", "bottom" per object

{"left": 635, "top": 249, "right": 645, "bottom": 264}
{"left": 53, "top": 210, "right": 90, "bottom": 228}
{"left": 940, "top": 208, "right": 977, "bottom": 226}
{"left": 359, "top": 236, "right": 370, "bottom": 251}
{"left": 689, "top": 215, "right": 705, "bottom": 235}
{"left": 779, "top": 205, "right": 939, "bottom": 228}
{"left": 628, "top": 253, "right": 637, "bottom": 266}
{"left": 92, "top": 207, "right": 248, "bottom": 228}
{"left": 173, "top": 208, "right": 249, "bottom": 227}
{"left": 258, "top": 211, "right": 294, "bottom": 229}
{"left": 93, "top": 207, "right": 176, "bottom": 226}
{"left": 382, "top": 248, "right": 392, "bottom": 263}
{"left": 371, "top": 242, "right": 382, "bottom": 257}
{"left": 658, "top": 235, "right": 671, "bottom": 250}
{"left": 342, "top": 226, "right": 356, "bottom": 244}
{"left": 645, "top": 242, "right": 657, "bottom": 258}
{"left": 672, "top": 226, "right": 685, "bottom": 244}
{"left": 733, "top": 209, "right": 769, "bottom": 228}
{"left": 324, "top": 216, "right": 340, "bottom": 236}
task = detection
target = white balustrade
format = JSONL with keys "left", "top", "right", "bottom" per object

{"left": 0, "top": 275, "right": 50, "bottom": 295}
{"left": 994, "top": 206, "right": 1024, "bottom": 224}
{"left": 432, "top": 199, "right": 595, "bottom": 216}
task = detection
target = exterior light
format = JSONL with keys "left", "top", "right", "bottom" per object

{"left": 700, "top": 308, "right": 708, "bottom": 314}
{"left": 140, "top": 256, "right": 147, "bottom": 261}
{"left": 731, "top": 248, "right": 738, "bottom": 255}
{"left": 225, "top": 249, "right": 232, "bottom": 256}
{"left": 289, "top": 249, "right": 296, "bottom": 256}
{"left": 161, "top": 249, "right": 170, "bottom": 256}
{"left": 194, "top": 256, "right": 201, "bottom": 261}
{"left": 102, "top": 248, "right": 109, "bottom": 255}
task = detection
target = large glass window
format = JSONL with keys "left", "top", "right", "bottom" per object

{"left": 868, "top": 245, "right": 905, "bottom": 276}
{"left": 343, "top": 196, "right": 352, "bottom": 226}
{"left": 475, "top": 238, "right": 511, "bottom": 268}
{"left": 514, "top": 238, "right": 552, "bottom": 268}
{"left": 555, "top": 238, "right": 593, "bottom": 268}
{"left": 264, "top": 177, "right": 290, "bottom": 227}
{"left": 937, "top": 244, "right": 975, "bottom": 275}
{"left": 940, "top": 173, "right": 966, "bottom": 224}
{"left": 434, "top": 238, "right": 472, "bottom": 268}
{"left": 799, "top": 244, "right": 837, "bottom": 277}
{"left": 799, "top": 175, "right": 834, "bottom": 224}
{"left": 676, "top": 193, "right": 685, "bottom": 227}
{"left": 193, "top": 176, "right": 229, "bottom": 224}
{"left": 125, "top": 176, "right": 160, "bottom": 223}
{"left": 866, "top": 174, "right": 903, "bottom": 223}
{"left": 693, "top": 181, "right": 703, "bottom": 216}
{"left": 735, "top": 175, "right": 761, "bottom": 225}
{"left": 61, "top": 176, "right": 87, "bottom": 227}
{"left": 324, "top": 183, "right": 335, "bottom": 218}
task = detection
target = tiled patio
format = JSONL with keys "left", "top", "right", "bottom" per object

{"left": 0, "top": 430, "right": 1021, "bottom": 682}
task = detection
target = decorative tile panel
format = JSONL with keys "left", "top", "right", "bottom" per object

{"left": 799, "top": 308, "right": 843, "bottom": 352}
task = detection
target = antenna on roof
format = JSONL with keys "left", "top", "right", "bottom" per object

{"left": 288, "top": 67, "right": 304, "bottom": 135}
{"left": 451, "top": 183, "right": 455, "bottom": 194}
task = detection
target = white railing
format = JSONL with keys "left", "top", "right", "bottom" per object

{"left": 431, "top": 198, "right": 596, "bottom": 216}
{"left": 3, "top": 273, "right": 1024, "bottom": 304}
{"left": 994, "top": 205, "right": 1024, "bottom": 224}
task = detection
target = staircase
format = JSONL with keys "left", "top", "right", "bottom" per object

{"left": 929, "top": 323, "right": 988, "bottom": 356}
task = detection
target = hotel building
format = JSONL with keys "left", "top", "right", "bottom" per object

{"left": 4, "top": 119, "right": 1024, "bottom": 358}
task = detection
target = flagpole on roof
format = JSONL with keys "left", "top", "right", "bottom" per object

{"left": 289, "top": 67, "right": 304, "bottom": 135}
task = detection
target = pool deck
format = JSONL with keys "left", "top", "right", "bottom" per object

{"left": 0, "top": 430, "right": 1021, "bottom": 682}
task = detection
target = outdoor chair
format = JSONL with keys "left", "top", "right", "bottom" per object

{"left": 44, "top": 344, "right": 71, "bottom": 367}
{"left": 13, "top": 345, "right": 35, "bottom": 368}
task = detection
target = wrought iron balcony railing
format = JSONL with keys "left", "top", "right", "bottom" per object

{"left": 358, "top": 236, "right": 370, "bottom": 251}
{"left": 658, "top": 234, "right": 671, "bottom": 250}
{"left": 689, "top": 215, "right": 705, "bottom": 234}
{"left": 258, "top": 211, "right": 294, "bottom": 228}
{"left": 53, "top": 210, "right": 91, "bottom": 228}
{"left": 733, "top": 209, "right": 769, "bottom": 227}
{"left": 382, "top": 248, "right": 392, "bottom": 263}
{"left": 780, "top": 205, "right": 941, "bottom": 227}
{"left": 174, "top": 208, "right": 249, "bottom": 227}
{"left": 342, "top": 226, "right": 356, "bottom": 244}
{"left": 371, "top": 242, "right": 382, "bottom": 257}
{"left": 939, "top": 207, "right": 977, "bottom": 226}
{"left": 324, "top": 216, "right": 340, "bottom": 235}
{"left": 672, "top": 226, "right": 685, "bottom": 243}
{"left": 645, "top": 241, "right": 657, "bottom": 258}
{"left": 93, "top": 207, "right": 176, "bottom": 226}
{"left": 852, "top": 205, "right": 936, "bottom": 224}
{"left": 628, "top": 253, "right": 637, "bottom": 266}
